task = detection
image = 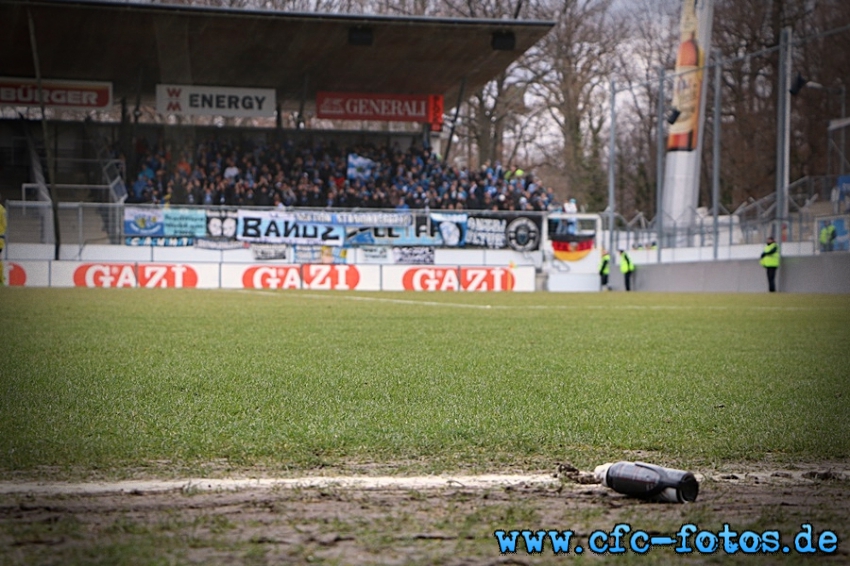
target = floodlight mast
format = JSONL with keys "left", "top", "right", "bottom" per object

{"left": 656, "top": 66, "right": 666, "bottom": 264}
{"left": 712, "top": 50, "right": 722, "bottom": 261}
{"left": 607, "top": 78, "right": 616, "bottom": 256}
{"left": 775, "top": 27, "right": 792, "bottom": 250}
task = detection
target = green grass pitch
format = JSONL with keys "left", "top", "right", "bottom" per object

{"left": 1, "top": 288, "right": 848, "bottom": 478}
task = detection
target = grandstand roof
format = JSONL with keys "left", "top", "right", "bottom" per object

{"left": 0, "top": 0, "right": 554, "bottom": 110}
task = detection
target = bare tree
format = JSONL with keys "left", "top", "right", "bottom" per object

{"left": 612, "top": 0, "right": 679, "bottom": 218}
{"left": 154, "top": 0, "right": 367, "bottom": 11}
{"left": 435, "top": 0, "right": 537, "bottom": 169}
{"left": 611, "top": 0, "right": 849, "bottom": 217}
{"left": 712, "top": 0, "right": 850, "bottom": 208}
{"left": 521, "top": 0, "right": 626, "bottom": 209}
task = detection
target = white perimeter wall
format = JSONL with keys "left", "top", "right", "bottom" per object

{"left": 6, "top": 243, "right": 849, "bottom": 293}
{"left": 611, "top": 254, "right": 850, "bottom": 294}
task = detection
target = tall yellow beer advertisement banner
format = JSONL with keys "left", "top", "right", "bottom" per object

{"left": 662, "top": 0, "right": 714, "bottom": 236}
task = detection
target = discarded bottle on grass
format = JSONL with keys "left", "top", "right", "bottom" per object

{"left": 594, "top": 461, "right": 699, "bottom": 503}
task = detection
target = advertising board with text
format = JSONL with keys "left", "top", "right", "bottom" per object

{"left": 2, "top": 261, "right": 49, "bottom": 287}
{"left": 156, "top": 84, "right": 276, "bottom": 117}
{"left": 50, "top": 262, "right": 220, "bottom": 288}
{"left": 316, "top": 91, "right": 443, "bottom": 128}
{"left": 381, "top": 265, "right": 534, "bottom": 292}
{"left": 0, "top": 77, "right": 112, "bottom": 110}
{"left": 220, "top": 264, "right": 380, "bottom": 291}
{"left": 344, "top": 212, "right": 541, "bottom": 252}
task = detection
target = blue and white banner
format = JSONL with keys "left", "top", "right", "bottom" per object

{"left": 347, "top": 153, "right": 375, "bottom": 180}
{"left": 393, "top": 246, "right": 435, "bottom": 264}
{"left": 125, "top": 236, "right": 193, "bottom": 247}
{"left": 342, "top": 211, "right": 541, "bottom": 250}
{"left": 428, "top": 212, "right": 468, "bottom": 247}
{"left": 124, "top": 207, "right": 165, "bottom": 237}
{"left": 345, "top": 213, "right": 466, "bottom": 247}
{"left": 346, "top": 213, "right": 465, "bottom": 247}
{"left": 282, "top": 210, "right": 412, "bottom": 227}
{"left": 237, "top": 210, "right": 346, "bottom": 246}
{"left": 838, "top": 175, "right": 850, "bottom": 201}
{"left": 294, "top": 246, "right": 348, "bottom": 264}
{"left": 331, "top": 211, "right": 412, "bottom": 227}
{"left": 164, "top": 208, "right": 207, "bottom": 237}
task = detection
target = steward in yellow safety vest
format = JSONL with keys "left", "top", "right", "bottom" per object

{"left": 599, "top": 250, "right": 611, "bottom": 290}
{"left": 0, "top": 201, "right": 6, "bottom": 286}
{"left": 819, "top": 222, "right": 836, "bottom": 252}
{"left": 759, "top": 236, "right": 779, "bottom": 292}
{"left": 619, "top": 249, "right": 635, "bottom": 291}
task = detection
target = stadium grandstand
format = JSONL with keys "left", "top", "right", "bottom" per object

{"left": 1, "top": 0, "right": 848, "bottom": 293}
{"left": 0, "top": 0, "right": 554, "bottom": 204}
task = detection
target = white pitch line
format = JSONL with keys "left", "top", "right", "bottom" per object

{"left": 299, "top": 293, "right": 499, "bottom": 309}
{"left": 0, "top": 474, "right": 560, "bottom": 496}
{"left": 234, "top": 290, "right": 826, "bottom": 312}
{"left": 0, "top": 468, "right": 838, "bottom": 497}
{"left": 235, "top": 289, "right": 497, "bottom": 309}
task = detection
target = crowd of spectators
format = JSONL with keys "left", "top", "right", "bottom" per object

{"left": 126, "top": 135, "right": 562, "bottom": 213}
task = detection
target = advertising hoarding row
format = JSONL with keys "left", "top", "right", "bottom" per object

{"left": 1, "top": 78, "right": 442, "bottom": 129}
{"left": 5, "top": 261, "right": 535, "bottom": 291}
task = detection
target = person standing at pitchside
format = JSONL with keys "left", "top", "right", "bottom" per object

{"left": 760, "top": 236, "right": 780, "bottom": 292}
{"left": 599, "top": 249, "right": 611, "bottom": 291}
{"left": 0, "top": 197, "right": 6, "bottom": 286}
{"left": 619, "top": 249, "right": 635, "bottom": 291}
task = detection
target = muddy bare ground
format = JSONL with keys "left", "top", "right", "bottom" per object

{"left": 1, "top": 463, "right": 849, "bottom": 565}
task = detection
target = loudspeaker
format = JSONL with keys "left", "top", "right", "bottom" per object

{"left": 349, "top": 27, "right": 373, "bottom": 47}
{"left": 789, "top": 72, "right": 808, "bottom": 96}
{"left": 666, "top": 108, "right": 681, "bottom": 125}
{"left": 491, "top": 31, "right": 515, "bottom": 51}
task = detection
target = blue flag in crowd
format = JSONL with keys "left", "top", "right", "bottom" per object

{"left": 347, "top": 153, "right": 375, "bottom": 180}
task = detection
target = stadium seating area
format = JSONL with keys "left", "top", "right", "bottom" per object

{"left": 126, "top": 135, "right": 560, "bottom": 212}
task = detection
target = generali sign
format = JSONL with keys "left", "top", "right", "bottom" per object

{"left": 0, "top": 77, "right": 112, "bottom": 110}
{"left": 156, "top": 84, "right": 276, "bottom": 118}
{"left": 317, "top": 91, "right": 443, "bottom": 127}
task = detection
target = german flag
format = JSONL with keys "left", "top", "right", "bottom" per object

{"left": 552, "top": 237, "right": 594, "bottom": 261}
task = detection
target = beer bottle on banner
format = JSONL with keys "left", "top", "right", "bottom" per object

{"left": 667, "top": 0, "right": 703, "bottom": 152}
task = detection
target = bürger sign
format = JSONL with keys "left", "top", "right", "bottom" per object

{"left": 0, "top": 77, "right": 112, "bottom": 110}
{"left": 317, "top": 91, "right": 443, "bottom": 126}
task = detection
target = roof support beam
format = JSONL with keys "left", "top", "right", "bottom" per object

{"left": 443, "top": 76, "right": 466, "bottom": 164}
{"left": 26, "top": 8, "right": 61, "bottom": 260}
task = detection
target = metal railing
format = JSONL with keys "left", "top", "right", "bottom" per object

{"left": 603, "top": 175, "right": 845, "bottom": 251}
{"left": 86, "top": 122, "right": 127, "bottom": 202}
{"left": 7, "top": 193, "right": 842, "bottom": 259}
{"left": 604, "top": 209, "right": 829, "bottom": 252}
{"left": 7, "top": 201, "right": 121, "bottom": 249}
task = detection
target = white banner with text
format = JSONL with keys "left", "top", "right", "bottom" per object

{"left": 156, "top": 84, "right": 276, "bottom": 117}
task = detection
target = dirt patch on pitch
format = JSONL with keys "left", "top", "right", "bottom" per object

{"left": 1, "top": 463, "right": 848, "bottom": 565}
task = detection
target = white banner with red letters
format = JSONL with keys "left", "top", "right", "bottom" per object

{"left": 6, "top": 261, "right": 533, "bottom": 291}
{"left": 381, "top": 265, "right": 534, "bottom": 292}
{"left": 221, "top": 264, "right": 381, "bottom": 291}
{"left": 156, "top": 84, "right": 276, "bottom": 117}
{"left": 3, "top": 261, "right": 49, "bottom": 287}
{"left": 51, "top": 262, "right": 220, "bottom": 288}
{"left": 0, "top": 77, "right": 112, "bottom": 110}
